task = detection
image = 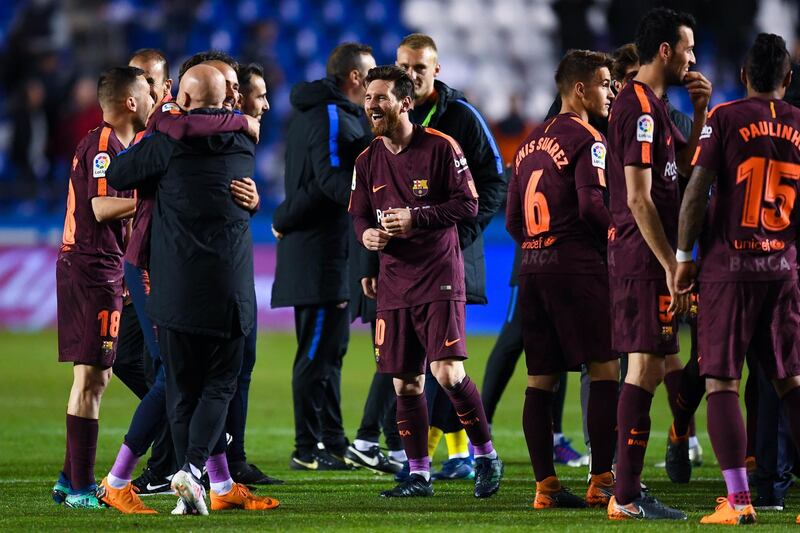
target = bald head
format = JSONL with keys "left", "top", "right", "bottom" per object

{"left": 176, "top": 64, "right": 226, "bottom": 110}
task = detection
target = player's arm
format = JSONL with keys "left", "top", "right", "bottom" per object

{"left": 154, "top": 105, "right": 259, "bottom": 142}
{"left": 675, "top": 164, "right": 715, "bottom": 275}
{"left": 454, "top": 105, "right": 507, "bottom": 248}
{"left": 676, "top": 71, "right": 712, "bottom": 177}
{"left": 626, "top": 164, "right": 681, "bottom": 275}
{"left": 230, "top": 177, "right": 260, "bottom": 213}
{"left": 106, "top": 133, "right": 173, "bottom": 191}
{"left": 574, "top": 138, "right": 611, "bottom": 242}
{"left": 504, "top": 171, "right": 524, "bottom": 246}
{"left": 307, "top": 106, "right": 363, "bottom": 206}
{"left": 91, "top": 196, "right": 136, "bottom": 222}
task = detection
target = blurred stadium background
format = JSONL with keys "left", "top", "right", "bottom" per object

{"left": 0, "top": 0, "right": 798, "bottom": 333}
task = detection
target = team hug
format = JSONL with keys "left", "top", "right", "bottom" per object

{"left": 52, "top": 5, "right": 800, "bottom": 525}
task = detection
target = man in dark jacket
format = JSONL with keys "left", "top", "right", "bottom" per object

{"left": 107, "top": 65, "right": 276, "bottom": 515}
{"left": 271, "top": 43, "right": 376, "bottom": 470}
{"left": 395, "top": 33, "right": 507, "bottom": 478}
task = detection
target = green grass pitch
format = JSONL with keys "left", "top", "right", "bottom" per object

{"left": 0, "top": 329, "right": 796, "bottom": 531}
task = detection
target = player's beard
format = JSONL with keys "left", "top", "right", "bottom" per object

{"left": 665, "top": 57, "right": 687, "bottom": 86}
{"left": 370, "top": 105, "right": 401, "bottom": 137}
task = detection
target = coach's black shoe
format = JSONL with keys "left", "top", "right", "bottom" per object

{"left": 664, "top": 426, "right": 691, "bottom": 484}
{"left": 230, "top": 461, "right": 285, "bottom": 485}
{"left": 344, "top": 444, "right": 402, "bottom": 475}
{"left": 290, "top": 450, "right": 354, "bottom": 471}
{"left": 380, "top": 474, "right": 433, "bottom": 498}
{"left": 608, "top": 493, "right": 688, "bottom": 520}
{"left": 131, "top": 467, "right": 173, "bottom": 496}
{"left": 473, "top": 456, "right": 503, "bottom": 498}
{"left": 753, "top": 494, "right": 784, "bottom": 511}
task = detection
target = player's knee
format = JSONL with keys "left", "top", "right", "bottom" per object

{"left": 526, "top": 374, "right": 559, "bottom": 391}
{"left": 430, "top": 360, "right": 465, "bottom": 389}
{"left": 706, "top": 377, "right": 738, "bottom": 394}
{"left": 773, "top": 375, "right": 800, "bottom": 397}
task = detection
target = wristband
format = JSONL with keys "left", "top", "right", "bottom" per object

{"left": 676, "top": 249, "right": 693, "bottom": 263}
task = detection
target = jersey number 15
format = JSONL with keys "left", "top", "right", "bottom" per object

{"left": 737, "top": 157, "right": 800, "bottom": 232}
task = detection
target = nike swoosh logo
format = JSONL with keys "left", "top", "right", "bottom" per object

{"left": 146, "top": 482, "right": 169, "bottom": 491}
{"left": 352, "top": 449, "right": 380, "bottom": 467}
{"left": 456, "top": 408, "right": 475, "bottom": 417}
{"left": 444, "top": 338, "right": 461, "bottom": 347}
{"left": 630, "top": 429, "right": 650, "bottom": 435}
{"left": 372, "top": 184, "right": 387, "bottom": 193}
{"left": 293, "top": 458, "right": 319, "bottom": 469}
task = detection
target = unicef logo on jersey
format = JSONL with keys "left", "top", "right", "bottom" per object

{"left": 636, "top": 114, "right": 654, "bottom": 143}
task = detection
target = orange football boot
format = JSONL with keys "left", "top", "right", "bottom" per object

{"left": 586, "top": 472, "right": 614, "bottom": 507}
{"left": 532, "top": 476, "right": 586, "bottom": 509}
{"left": 210, "top": 482, "right": 280, "bottom": 511}
{"left": 98, "top": 477, "right": 157, "bottom": 514}
{"left": 700, "top": 497, "right": 756, "bottom": 525}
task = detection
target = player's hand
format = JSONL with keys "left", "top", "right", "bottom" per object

{"left": 684, "top": 71, "right": 712, "bottom": 115}
{"left": 271, "top": 224, "right": 283, "bottom": 240}
{"left": 667, "top": 262, "right": 696, "bottom": 315}
{"left": 231, "top": 177, "right": 259, "bottom": 210}
{"left": 362, "top": 228, "right": 391, "bottom": 251}
{"left": 244, "top": 115, "right": 261, "bottom": 143}
{"left": 382, "top": 208, "right": 412, "bottom": 235}
{"left": 361, "top": 277, "right": 378, "bottom": 299}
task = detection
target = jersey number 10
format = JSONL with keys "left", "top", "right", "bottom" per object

{"left": 524, "top": 169, "right": 551, "bottom": 236}
{"left": 737, "top": 157, "right": 800, "bottom": 232}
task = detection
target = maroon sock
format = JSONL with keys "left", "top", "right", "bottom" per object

{"left": 707, "top": 391, "right": 746, "bottom": 470}
{"left": 615, "top": 384, "right": 653, "bottom": 505}
{"left": 444, "top": 376, "right": 492, "bottom": 447}
{"left": 678, "top": 371, "right": 706, "bottom": 437}
{"left": 664, "top": 370, "right": 691, "bottom": 437}
{"left": 395, "top": 393, "right": 429, "bottom": 461}
{"left": 523, "top": 387, "right": 555, "bottom": 482}
{"left": 744, "top": 372, "right": 758, "bottom": 457}
{"left": 780, "top": 386, "right": 800, "bottom": 452}
{"left": 67, "top": 414, "right": 99, "bottom": 492}
{"left": 62, "top": 414, "right": 71, "bottom": 478}
{"left": 588, "top": 380, "right": 618, "bottom": 475}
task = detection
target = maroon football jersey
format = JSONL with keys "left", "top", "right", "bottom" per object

{"left": 507, "top": 112, "right": 610, "bottom": 275}
{"left": 607, "top": 80, "right": 687, "bottom": 279}
{"left": 59, "top": 122, "right": 132, "bottom": 270}
{"left": 694, "top": 97, "right": 800, "bottom": 281}
{"left": 125, "top": 102, "right": 249, "bottom": 269}
{"left": 349, "top": 125, "right": 479, "bottom": 311}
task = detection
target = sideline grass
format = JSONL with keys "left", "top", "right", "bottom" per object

{"left": 0, "top": 330, "right": 795, "bottom": 530}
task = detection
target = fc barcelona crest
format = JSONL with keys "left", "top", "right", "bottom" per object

{"left": 412, "top": 178, "right": 428, "bottom": 197}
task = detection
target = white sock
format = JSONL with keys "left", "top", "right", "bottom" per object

{"left": 353, "top": 439, "right": 378, "bottom": 452}
{"left": 107, "top": 473, "right": 129, "bottom": 489}
{"left": 553, "top": 432, "right": 564, "bottom": 445}
{"left": 210, "top": 477, "right": 234, "bottom": 495}
{"left": 449, "top": 452, "right": 471, "bottom": 459}
{"left": 389, "top": 449, "right": 407, "bottom": 462}
{"left": 689, "top": 436, "right": 700, "bottom": 448}
{"left": 475, "top": 449, "right": 498, "bottom": 460}
{"left": 409, "top": 469, "right": 430, "bottom": 481}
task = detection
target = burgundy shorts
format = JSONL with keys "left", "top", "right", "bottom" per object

{"left": 610, "top": 277, "right": 679, "bottom": 355}
{"left": 519, "top": 273, "right": 615, "bottom": 375}
{"left": 374, "top": 300, "right": 467, "bottom": 375}
{"left": 56, "top": 255, "right": 123, "bottom": 368}
{"left": 698, "top": 280, "right": 800, "bottom": 380}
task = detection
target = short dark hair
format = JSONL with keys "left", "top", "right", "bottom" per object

{"left": 237, "top": 63, "right": 265, "bottom": 96}
{"left": 611, "top": 43, "right": 639, "bottom": 83}
{"left": 326, "top": 42, "right": 373, "bottom": 85}
{"left": 179, "top": 50, "right": 239, "bottom": 80}
{"left": 745, "top": 33, "right": 791, "bottom": 93}
{"left": 97, "top": 66, "right": 145, "bottom": 107}
{"left": 398, "top": 33, "right": 438, "bottom": 54}
{"left": 129, "top": 48, "right": 170, "bottom": 81}
{"left": 555, "top": 50, "right": 613, "bottom": 95}
{"left": 364, "top": 65, "right": 414, "bottom": 100}
{"left": 635, "top": 7, "right": 696, "bottom": 65}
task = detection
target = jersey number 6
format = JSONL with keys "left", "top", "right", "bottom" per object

{"left": 524, "top": 169, "right": 551, "bottom": 236}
